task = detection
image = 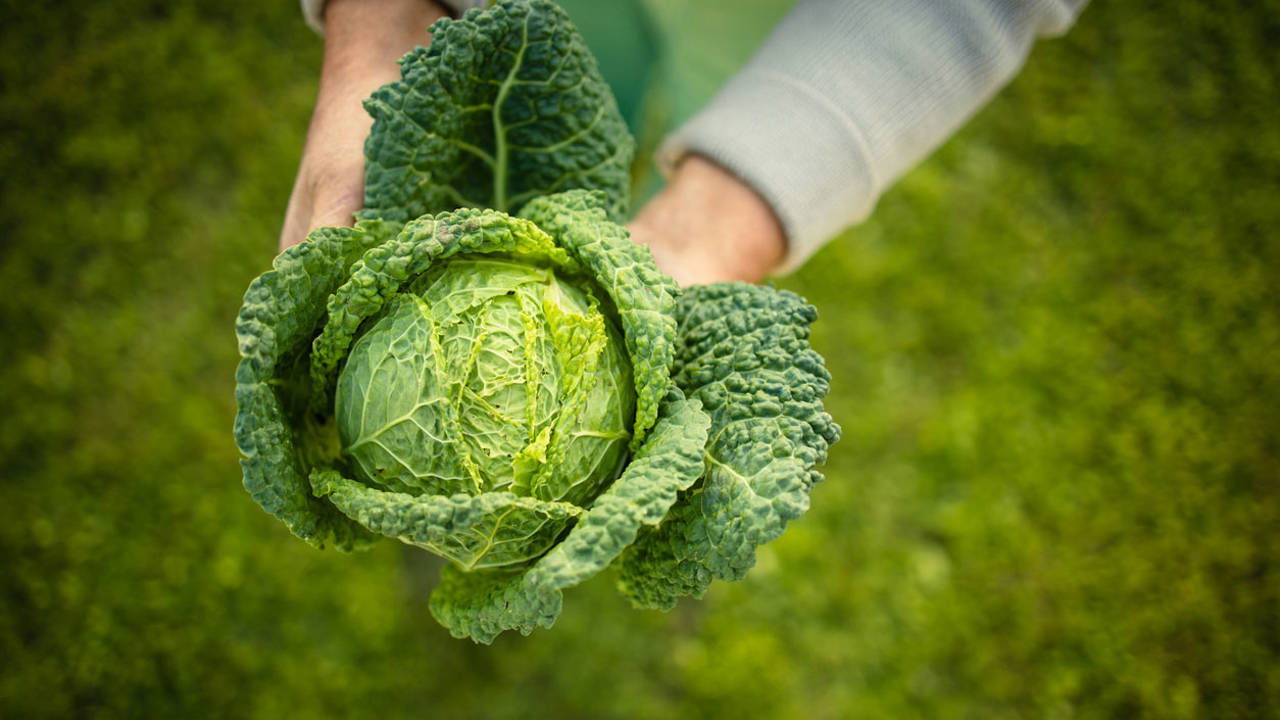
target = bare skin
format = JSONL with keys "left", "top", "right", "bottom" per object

{"left": 279, "top": 0, "right": 449, "bottom": 252}
{"left": 627, "top": 155, "right": 785, "bottom": 285}
{"left": 279, "top": 0, "right": 786, "bottom": 284}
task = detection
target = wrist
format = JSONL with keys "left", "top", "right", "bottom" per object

{"left": 631, "top": 155, "right": 786, "bottom": 285}
{"left": 281, "top": 0, "right": 448, "bottom": 250}
{"left": 322, "top": 0, "right": 447, "bottom": 78}
{"left": 307, "top": 0, "right": 448, "bottom": 156}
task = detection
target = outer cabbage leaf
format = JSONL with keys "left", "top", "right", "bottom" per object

{"left": 429, "top": 393, "right": 710, "bottom": 643}
{"left": 519, "top": 189, "right": 678, "bottom": 449}
{"left": 618, "top": 284, "right": 841, "bottom": 609}
{"left": 360, "top": 0, "right": 633, "bottom": 225}
{"left": 234, "top": 220, "right": 396, "bottom": 550}
{"left": 310, "top": 470, "right": 584, "bottom": 570}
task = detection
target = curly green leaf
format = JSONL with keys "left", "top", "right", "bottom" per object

{"left": 618, "top": 283, "right": 841, "bottom": 609}
{"left": 429, "top": 393, "right": 710, "bottom": 642}
{"left": 360, "top": 0, "right": 633, "bottom": 224}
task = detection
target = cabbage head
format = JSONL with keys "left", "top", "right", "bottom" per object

{"left": 235, "top": 0, "right": 839, "bottom": 643}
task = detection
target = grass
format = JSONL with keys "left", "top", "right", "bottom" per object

{"left": 1, "top": 1, "right": 1277, "bottom": 717}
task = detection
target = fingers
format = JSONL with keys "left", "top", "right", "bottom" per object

{"left": 309, "top": 181, "right": 365, "bottom": 232}
{"left": 279, "top": 171, "right": 315, "bottom": 251}
{"left": 279, "top": 170, "right": 365, "bottom": 252}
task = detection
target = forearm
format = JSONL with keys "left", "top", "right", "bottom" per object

{"left": 320, "top": 0, "right": 445, "bottom": 78}
{"left": 280, "top": 0, "right": 447, "bottom": 250}
{"left": 660, "top": 0, "right": 1089, "bottom": 273}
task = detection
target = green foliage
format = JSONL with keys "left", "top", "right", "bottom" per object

{"left": 1, "top": 0, "right": 1277, "bottom": 716}
{"left": 429, "top": 394, "right": 710, "bottom": 642}
{"left": 619, "top": 284, "right": 839, "bottom": 608}
{"left": 360, "top": 0, "right": 634, "bottom": 223}
{"left": 233, "top": 1, "right": 836, "bottom": 642}
{"left": 519, "top": 189, "right": 680, "bottom": 449}
{"left": 334, "top": 258, "right": 632, "bottom": 503}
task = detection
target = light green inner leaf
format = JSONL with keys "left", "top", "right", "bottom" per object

{"left": 335, "top": 257, "right": 634, "bottom": 506}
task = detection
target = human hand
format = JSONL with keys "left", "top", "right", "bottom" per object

{"left": 279, "top": 0, "right": 448, "bottom": 252}
{"left": 628, "top": 155, "right": 786, "bottom": 286}
{"left": 279, "top": 1, "right": 786, "bottom": 283}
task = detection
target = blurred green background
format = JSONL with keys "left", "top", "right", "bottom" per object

{"left": 2, "top": 1, "right": 1278, "bottom": 717}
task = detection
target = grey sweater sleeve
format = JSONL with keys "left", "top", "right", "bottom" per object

{"left": 658, "top": 0, "right": 1089, "bottom": 273}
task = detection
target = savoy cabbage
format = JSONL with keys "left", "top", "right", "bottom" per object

{"left": 235, "top": 0, "right": 839, "bottom": 643}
